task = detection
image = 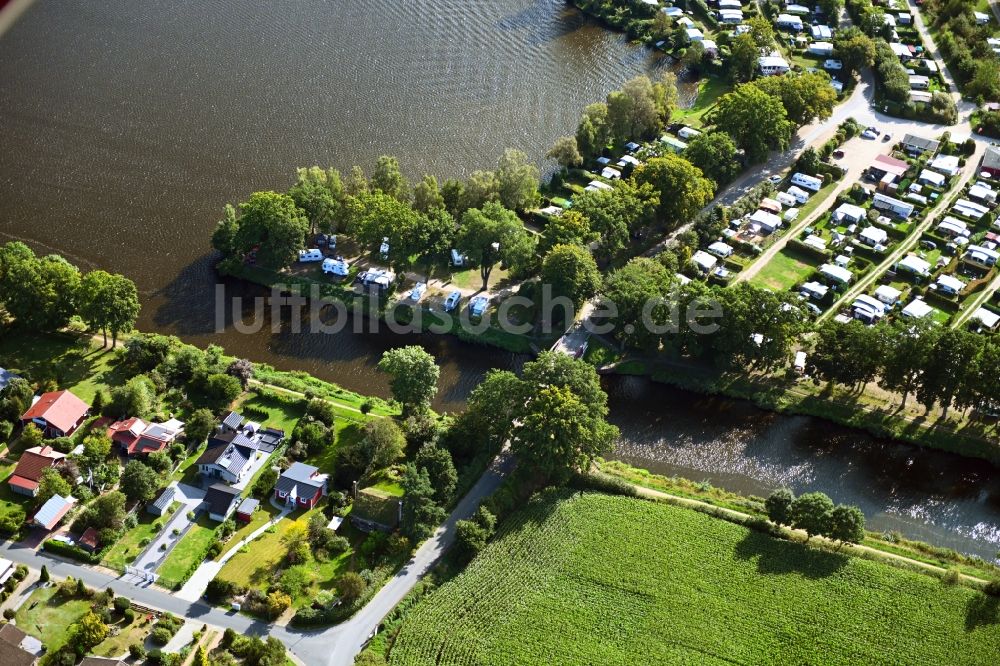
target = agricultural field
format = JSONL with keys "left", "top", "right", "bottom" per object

{"left": 387, "top": 491, "right": 1000, "bottom": 666}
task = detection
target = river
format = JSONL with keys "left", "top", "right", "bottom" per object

{"left": 1, "top": 0, "right": 999, "bottom": 562}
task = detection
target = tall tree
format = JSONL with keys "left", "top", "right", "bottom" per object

{"left": 459, "top": 170, "right": 500, "bottom": 214}
{"left": 833, "top": 26, "right": 876, "bottom": 77}
{"left": 378, "top": 345, "right": 440, "bottom": 415}
{"left": 412, "top": 174, "right": 446, "bottom": 214}
{"left": 747, "top": 16, "right": 776, "bottom": 53}
{"left": 811, "top": 320, "right": 882, "bottom": 389}
{"left": 546, "top": 136, "right": 583, "bottom": 169}
{"left": 790, "top": 492, "right": 834, "bottom": 539}
{"left": 521, "top": 352, "right": 610, "bottom": 419}
{"left": 456, "top": 202, "right": 534, "bottom": 289}
{"left": 371, "top": 155, "right": 409, "bottom": 201}
{"left": 3, "top": 251, "right": 80, "bottom": 331}
{"left": 288, "top": 166, "right": 344, "bottom": 235}
{"left": 496, "top": 149, "right": 540, "bottom": 212}
{"left": 728, "top": 33, "right": 759, "bottom": 83}
{"left": 512, "top": 386, "right": 618, "bottom": 485}
{"left": 538, "top": 211, "right": 594, "bottom": 256}
{"left": 751, "top": 71, "right": 838, "bottom": 125}
{"left": 414, "top": 444, "right": 458, "bottom": 505}
{"left": 120, "top": 460, "right": 162, "bottom": 503}
{"left": 712, "top": 84, "right": 794, "bottom": 163}
{"left": 230, "top": 191, "right": 310, "bottom": 269}
{"left": 828, "top": 504, "right": 865, "bottom": 544}
{"left": 917, "top": 328, "right": 981, "bottom": 417}
{"left": 878, "top": 318, "right": 937, "bottom": 408}
{"left": 401, "top": 463, "right": 446, "bottom": 541}
{"left": 572, "top": 180, "right": 659, "bottom": 259}
{"left": 683, "top": 131, "right": 740, "bottom": 185}
{"left": 540, "top": 244, "right": 601, "bottom": 309}
{"left": 765, "top": 488, "right": 795, "bottom": 526}
{"left": 633, "top": 154, "right": 715, "bottom": 229}
{"left": 575, "top": 102, "right": 610, "bottom": 159}
{"left": 606, "top": 75, "right": 660, "bottom": 142}
{"left": 79, "top": 270, "right": 140, "bottom": 347}
{"left": 600, "top": 257, "right": 675, "bottom": 350}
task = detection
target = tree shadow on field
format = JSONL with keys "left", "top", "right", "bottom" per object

{"left": 965, "top": 593, "right": 1000, "bottom": 631}
{"left": 733, "top": 531, "right": 849, "bottom": 579}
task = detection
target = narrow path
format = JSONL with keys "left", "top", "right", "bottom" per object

{"left": 625, "top": 480, "right": 991, "bottom": 585}
{"left": 819, "top": 143, "right": 985, "bottom": 321}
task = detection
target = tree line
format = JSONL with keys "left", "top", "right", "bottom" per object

{"left": 0, "top": 241, "right": 140, "bottom": 346}
{"left": 765, "top": 489, "right": 866, "bottom": 545}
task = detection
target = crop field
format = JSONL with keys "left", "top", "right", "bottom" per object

{"left": 387, "top": 491, "right": 1000, "bottom": 666}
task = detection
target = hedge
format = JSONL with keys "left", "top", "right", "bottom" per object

{"left": 43, "top": 539, "right": 100, "bottom": 564}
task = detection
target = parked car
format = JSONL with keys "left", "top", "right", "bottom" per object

{"left": 833, "top": 149, "right": 844, "bottom": 159}
{"left": 882, "top": 133, "right": 892, "bottom": 142}
{"left": 920, "top": 239, "right": 937, "bottom": 250}
{"left": 409, "top": 282, "right": 427, "bottom": 302}
{"left": 469, "top": 295, "right": 490, "bottom": 317}
{"left": 443, "top": 290, "right": 461, "bottom": 312}
{"left": 768, "top": 175, "right": 782, "bottom": 183}
{"left": 861, "top": 129, "right": 878, "bottom": 140}
{"left": 450, "top": 249, "right": 465, "bottom": 267}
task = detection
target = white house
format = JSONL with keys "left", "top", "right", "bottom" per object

{"left": 820, "top": 263, "right": 853, "bottom": 285}
{"left": 678, "top": 126, "right": 702, "bottom": 140}
{"left": 898, "top": 13, "right": 912, "bottom": 26}
{"left": 918, "top": 169, "right": 945, "bottom": 187}
{"left": 784, "top": 207, "right": 800, "bottom": 222}
{"left": 662, "top": 6, "right": 684, "bottom": 17}
{"left": 972, "top": 307, "right": 1000, "bottom": 330}
{"left": 889, "top": 42, "right": 913, "bottom": 61}
{"left": 692, "top": 250, "right": 718, "bottom": 273}
{"left": 901, "top": 298, "right": 933, "bottom": 319}
{"left": 833, "top": 202, "right": 866, "bottom": 224}
{"left": 701, "top": 39, "right": 719, "bottom": 57}
{"left": 601, "top": 166, "right": 622, "bottom": 180}
{"left": 923, "top": 58, "right": 938, "bottom": 72}
{"left": 858, "top": 226, "right": 888, "bottom": 248}
{"left": 811, "top": 25, "right": 832, "bottom": 40}
{"left": 791, "top": 172, "right": 822, "bottom": 192}
{"left": 686, "top": 27, "right": 705, "bottom": 42}
{"left": 934, "top": 274, "right": 965, "bottom": 296}
{"left": 974, "top": 11, "right": 990, "bottom": 25}
{"left": 910, "top": 90, "right": 933, "bottom": 104}
{"left": 759, "top": 54, "right": 790, "bottom": 76}
{"left": 585, "top": 180, "right": 613, "bottom": 192}
{"left": 708, "top": 241, "right": 734, "bottom": 258}
{"left": 873, "top": 193, "right": 914, "bottom": 218}
{"left": 936, "top": 216, "right": 969, "bottom": 238}
{"left": 800, "top": 281, "right": 829, "bottom": 300}
{"left": 785, "top": 4, "right": 810, "bottom": 15}
{"left": 969, "top": 182, "right": 997, "bottom": 203}
{"left": 719, "top": 9, "right": 743, "bottom": 24}
{"left": 852, "top": 295, "right": 886, "bottom": 323}
{"left": 929, "top": 154, "right": 960, "bottom": 176}
{"left": 897, "top": 254, "right": 931, "bottom": 276}
{"left": 775, "top": 14, "right": 803, "bottom": 31}
{"left": 964, "top": 244, "right": 1000, "bottom": 268}
{"left": 874, "top": 285, "right": 901, "bottom": 305}
{"left": 803, "top": 235, "right": 827, "bottom": 252}
{"left": 718, "top": 0, "right": 742, "bottom": 8}
{"left": 901, "top": 134, "right": 939, "bottom": 154}
{"left": 749, "top": 209, "right": 782, "bottom": 233}
{"left": 808, "top": 42, "right": 834, "bottom": 57}
{"left": 909, "top": 75, "right": 929, "bottom": 90}
{"left": 953, "top": 198, "right": 989, "bottom": 220}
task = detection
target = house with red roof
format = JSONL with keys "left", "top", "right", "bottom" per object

{"left": 20, "top": 389, "right": 89, "bottom": 438}
{"left": 106, "top": 417, "right": 184, "bottom": 456}
{"left": 7, "top": 445, "right": 66, "bottom": 497}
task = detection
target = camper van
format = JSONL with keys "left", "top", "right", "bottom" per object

{"left": 298, "top": 249, "right": 323, "bottom": 262}
{"left": 791, "top": 172, "right": 823, "bottom": 192}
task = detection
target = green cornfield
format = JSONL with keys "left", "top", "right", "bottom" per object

{"left": 388, "top": 490, "right": 1000, "bottom": 665}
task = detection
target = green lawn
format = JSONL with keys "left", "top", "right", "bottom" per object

{"left": 750, "top": 249, "right": 818, "bottom": 292}
{"left": 156, "top": 513, "right": 217, "bottom": 588}
{"left": 673, "top": 76, "right": 730, "bottom": 128}
{"left": 217, "top": 505, "right": 358, "bottom": 608}
{"left": 0, "top": 460, "right": 30, "bottom": 528}
{"left": 216, "top": 502, "right": 281, "bottom": 561}
{"left": 235, "top": 391, "right": 306, "bottom": 433}
{"left": 13, "top": 586, "right": 91, "bottom": 653}
{"left": 386, "top": 491, "right": 1000, "bottom": 666}
{"left": 92, "top": 613, "right": 152, "bottom": 657}
{"left": 102, "top": 502, "right": 179, "bottom": 572}
{"left": 0, "top": 332, "right": 125, "bottom": 404}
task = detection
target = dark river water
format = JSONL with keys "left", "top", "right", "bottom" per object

{"left": 1, "top": 0, "right": 999, "bottom": 561}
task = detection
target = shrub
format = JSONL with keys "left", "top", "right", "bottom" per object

{"left": 150, "top": 626, "right": 174, "bottom": 645}
{"left": 985, "top": 579, "right": 1000, "bottom": 597}
{"left": 3, "top": 608, "right": 15, "bottom": 620}
{"left": 114, "top": 596, "right": 131, "bottom": 613}
{"left": 206, "top": 542, "right": 223, "bottom": 559}
{"left": 129, "top": 643, "right": 146, "bottom": 660}
{"left": 123, "top": 608, "right": 136, "bottom": 623}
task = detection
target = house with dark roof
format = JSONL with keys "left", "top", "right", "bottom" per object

{"left": 981, "top": 145, "right": 1000, "bottom": 179}
{"left": 20, "top": 389, "right": 89, "bottom": 438}
{"left": 147, "top": 486, "right": 177, "bottom": 516}
{"left": 203, "top": 483, "right": 242, "bottom": 522}
{"left": 220, "top": 411, "right": 244, "bottom": 433}
{"left": 8, "top": 445, "right": 66, "bottom": 497}
{"left": 197, "top": 438, "right": 258, "bottom": 486}
{"left": 107, "top": 417, "right": 184, "bottom": 456}
{"left": 0, "top": 623, "right": 38, "bottom": 666}
{"left": 274, "top": 462, "right": 327, "bottom": 510}
{"left": 78, "top": 526, "right": 100, "bottom": 552}
{"left": 900, "top": 134, "right": 940, "bottom": 155}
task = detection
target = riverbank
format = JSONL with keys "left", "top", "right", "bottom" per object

{"left": 591, "top": 342, "right": 1000, "bottom": 465}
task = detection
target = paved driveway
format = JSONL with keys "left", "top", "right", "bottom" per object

{"left": 130, "top": 482, "right": 206, "bottom": 577}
